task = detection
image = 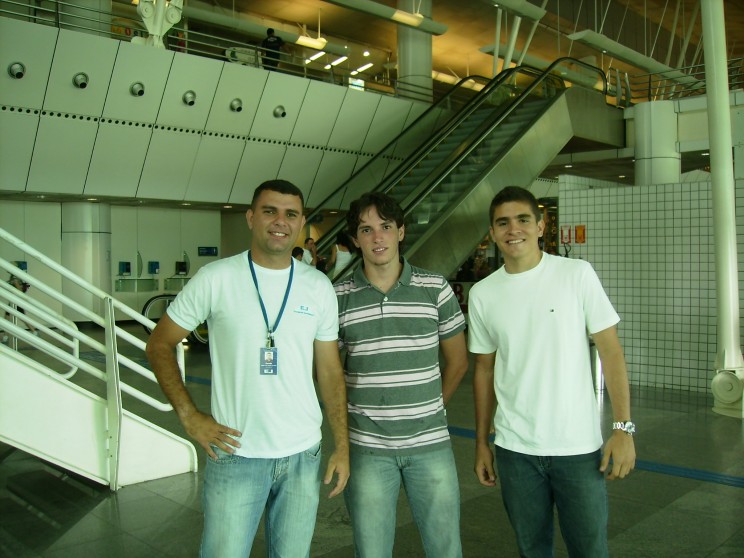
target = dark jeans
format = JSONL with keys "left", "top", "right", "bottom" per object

{"left": 495, "top": 445, "right": 609, "bottom": 558}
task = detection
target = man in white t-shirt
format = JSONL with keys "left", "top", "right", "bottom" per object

{"left": 146, "top": 179, "right": 349, "bottom": 558}
{"left": 468, "top": 186, "right": 636, "bottom": 558}
{"left": 302, "top": 237, "right": 317, "bottom": 266}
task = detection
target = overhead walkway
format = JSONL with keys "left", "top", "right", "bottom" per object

{"left": 312, "top": 58, "right": 625, "bottom": 279}
{"left": 0, "top": 228, "right": 197, "bottom": 494}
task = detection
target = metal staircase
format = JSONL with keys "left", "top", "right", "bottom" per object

{"left": 0, "top": 229, "right": 197, "bottom": 492}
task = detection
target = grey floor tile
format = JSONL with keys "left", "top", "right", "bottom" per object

{"left": 41, "top": 533, "right": 159, "bottom": 558}
{"left": 3, "top": 323, "right": 744, "bottom": 558}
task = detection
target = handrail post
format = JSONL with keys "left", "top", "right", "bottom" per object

{"left": 104, "top": 297, "right": 123, "bottom": 490}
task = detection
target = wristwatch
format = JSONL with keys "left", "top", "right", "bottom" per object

{"left": 612, "top": 421, "right": 636, "bottom": 436}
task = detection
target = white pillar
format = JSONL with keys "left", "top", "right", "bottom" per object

{"left": 700, "top": 0, "right": 744, "bottom": 417}
{"left": 633, "top": 100, "right": 680, "bottom": 185}
{"left": 493, "top": 8, "right": 503, "bottom": 77}
{"left": 397, "top": 0, "right": 433, "bottom": 102}
{"left": 61, "top": 203, "right": 112, "bottom": 322}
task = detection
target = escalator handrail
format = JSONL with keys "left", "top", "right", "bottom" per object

{"left": 304, "top": 73, "right": 497, "bottom": 226}
{"left": 399, "top": 57, "right": 609, "bottom": 252}
{"left": 315, "top": 57, "right": 608, "bottom": 269}
{"left": 313, "top": 66, "right": 550, "bottom": 259}
{"left": 312, "top": 68, "right": 527, "bottom": 258}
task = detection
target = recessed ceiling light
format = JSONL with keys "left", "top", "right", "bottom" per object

{"left": 564, "top": 164, "right": 573, "bottom": 168}
{"left": 701, "top": 152, "right": 709, "bottom": 156}
{"left": 618, "top": 175, "right": 626, "bottom": 178}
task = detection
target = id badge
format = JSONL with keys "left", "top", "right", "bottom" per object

{"left": 260, "top": 347, "right": 278, "bottom": 375}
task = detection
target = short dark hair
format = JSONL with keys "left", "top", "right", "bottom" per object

{"left": 267, "top": 28, "right": 275, "bottom": 35}
{"left": 304, "top": 237, "right": 314, "bottom": 245}
{"left": 489, "top": 186, "right": 542, "bottom": 223}
{"left": 347, "top": 192, "right": 404, "bottom": 238}
{"left": 251, "top": 179, "right": 304, "bottom": 209}
{"left": 292, "top": 246, "right": 304, "bottom": 259}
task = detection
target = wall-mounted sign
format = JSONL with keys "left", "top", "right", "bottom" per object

{"left": 575, "top": 225, "right": 586, "bottom": 244}
{"left": 198, "top": 247, "right": 218, "bottom": 257}
{"left": 560, "top": 225, "right": 572, "bottom": 244}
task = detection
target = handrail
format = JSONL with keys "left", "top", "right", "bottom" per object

{"left": 314, "top": 57, "right": 607, "bottom": 266}
{"left": 608, "top": 56, "right": 743, "bottom": 103}
{"left": 310, "top": 72, "right": 512, "bottom": 261}
{"left": 404, "top": 57, "right": 606, "bottom": 216}
{"left": 0, "top": 281, "right": 80, "bottom": 378}
{"left": 0, "top": 0, "right": 448, "bottom": 103}
{"left": 305, "top": 73, "right": 493, "bottom": 229}
{"left": 0, "top": 227, "right": 185, "bottom": 402}
{"left": 315, "top": 57, "right": 609, "bottom": 279}
{"left": 1, "top": 317, "right": 173, "bottom": 411}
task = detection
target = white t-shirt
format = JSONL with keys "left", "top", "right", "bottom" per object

{"left": 331, "top": 245, "right": 354, "bottom": 279}
{"left": 167, "top": 251, "right": 339, "bottom": 458}
{"left": 468, "top": 253, "right": 619, "bottom": 456}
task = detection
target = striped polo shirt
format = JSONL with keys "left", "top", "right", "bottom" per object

{"left": 335, "top": 259, "right": 466, "bottom": 456}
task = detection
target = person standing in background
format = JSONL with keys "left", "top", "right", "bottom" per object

{"left": 260, "top": 28, "right": 284, "bottom": 71}
{"left": 303, "top": 237, "right": 317, "bottom": 267}
{"left": 327, "top": 230, "right": 354, "bottom": 280}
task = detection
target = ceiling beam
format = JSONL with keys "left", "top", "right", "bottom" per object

{"left": 568, "top": 29, "right": 704, "bottom": 90}
{"left": 321, "top": 0, "right": 448, "bottom": 35}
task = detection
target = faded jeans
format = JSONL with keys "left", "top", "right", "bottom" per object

{"left": 199, "top": 441, "right": 322, "bottom": 558}
{"left": 345, "top": 446, "right": 462, "bottom": 558}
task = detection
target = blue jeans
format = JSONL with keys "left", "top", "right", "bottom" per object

{"left": 345, "top": 446, "right": 462, "bottom": 558}
{"left": 199, "top": 442, "right": 322, "bottom": 558}
{"left": 495, "top": 445, "right": 609, "bottom": 558}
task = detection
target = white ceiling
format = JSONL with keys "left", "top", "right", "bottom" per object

{"left": 192, "top": 0, "right": 739, "bottom": 185}
{"left": 219, "top": 0, "right": 744, "bottom": 82}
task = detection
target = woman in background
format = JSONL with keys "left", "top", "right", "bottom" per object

{"left": 328, "top": 230, "right": 354, "bottom": 281}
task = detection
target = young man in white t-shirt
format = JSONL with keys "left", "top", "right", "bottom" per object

{"left": 468, "top": 186, "right": 636, "bottom": 557}
{"left": 146, "top": 179, "right": 349, "bottom": 557}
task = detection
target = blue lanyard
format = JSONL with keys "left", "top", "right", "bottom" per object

{"left": 248, "top": 251, "right": 294, "bottom": 348}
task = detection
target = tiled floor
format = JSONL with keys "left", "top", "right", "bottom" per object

{"left": 1, "top": 324, "right": 743, "bottom": 557}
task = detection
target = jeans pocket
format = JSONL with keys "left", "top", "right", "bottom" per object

{"left": 210, "top": 447, "right": 240, "bottom": 465}
{"left": 303, "top": 441, "right": 322, "bottom": 459}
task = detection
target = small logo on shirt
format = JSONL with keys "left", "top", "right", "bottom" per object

{"left": 294, "top": 304, "right": 315, "bottom": 316}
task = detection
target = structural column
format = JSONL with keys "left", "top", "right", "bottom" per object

{"left": 397, "top": 0, "right": 432, "bottom": 102}
{"left": 633, "top": 100, "right": 680, "bottom": 185}
{"left": 61, "top": 203, "right": 112, "bottom": 321}
{"left": 700, "top": 0, "right": 744, "bottom": 417}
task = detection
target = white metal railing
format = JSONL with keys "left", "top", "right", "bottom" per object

{"left": 0, "top": 0, "right": 451, "bottom": 103}
{"left": 0, "top": 226, "right": 186, "bottom": 488}
{"left": 608, "top": 57, "right": 744, "bottom": 104}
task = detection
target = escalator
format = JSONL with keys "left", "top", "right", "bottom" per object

{"left": 312, "top": 58, "right": 625, "bottom": 279}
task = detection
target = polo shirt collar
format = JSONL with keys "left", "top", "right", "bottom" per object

{"left": 353, "top": 257, "right": 413, "bottom": 288}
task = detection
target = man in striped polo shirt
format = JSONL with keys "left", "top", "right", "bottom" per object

{"left": 335, "top": 192, "right": 468, "bottom": 557}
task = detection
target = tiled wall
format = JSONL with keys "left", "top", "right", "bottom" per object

{"left": 559, "top": 175, "right": 744, "bottom": 392}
